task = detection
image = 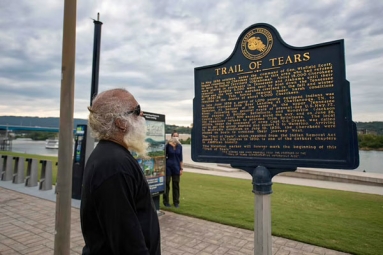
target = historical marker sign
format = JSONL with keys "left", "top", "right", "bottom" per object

{"left": 192, "top": 23, "right": 359, "bottom": 169}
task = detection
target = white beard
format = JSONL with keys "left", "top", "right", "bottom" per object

{"left": 123, "top": 116, "right": 149, "bottom": 158}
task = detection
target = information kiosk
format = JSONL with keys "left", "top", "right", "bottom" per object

{"left": 72, "top": 124, "right": 87, "bottom": 200}
{"left": 135, "top": 112, "right": 166, "bottom": 210}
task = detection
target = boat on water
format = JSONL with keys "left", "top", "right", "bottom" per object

{"left": 45, "top": 138, "right": 59, "bottom": 149}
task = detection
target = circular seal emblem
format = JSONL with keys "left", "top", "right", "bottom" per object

{"left": 241, "top": 28, "right": 273, "bottom": 60}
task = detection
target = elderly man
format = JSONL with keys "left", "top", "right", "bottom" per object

{"left": 80, "top": 88, "right": 161, "bottom": 255}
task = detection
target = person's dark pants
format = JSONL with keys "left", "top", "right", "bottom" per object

{"left": 163, "top": 175, "right": 180, "bottom": 206}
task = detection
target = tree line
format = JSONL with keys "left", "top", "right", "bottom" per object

{"left": 358, "top": 134, "right": 383, "bottom": 150}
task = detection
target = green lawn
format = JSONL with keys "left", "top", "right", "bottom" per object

{"left": 161, "top": 172, "right": 383, "bottom": 255}
{"left": 1, "top": 151, "right": 382, "bottom": 255}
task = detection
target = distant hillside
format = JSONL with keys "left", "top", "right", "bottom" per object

{"left": 355, "top": 121, "right": 383, "bottom": 135}
{"left": 0, "top": 116, "right": 87, "bottom": 129}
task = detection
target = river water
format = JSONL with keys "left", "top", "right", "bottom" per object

{"left": 5, "top": 139, "right": 383, "bottom": 175}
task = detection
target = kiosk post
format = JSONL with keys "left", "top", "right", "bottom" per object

{"left": 72, "top": 125, "right": 87, "bottom": 199}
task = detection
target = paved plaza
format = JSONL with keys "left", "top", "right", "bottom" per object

{"left": 0, "top": 187, "right": 350, "bottom": 255}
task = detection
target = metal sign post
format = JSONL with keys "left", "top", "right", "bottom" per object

{"left": 253, "top": 166, "right": 272, "bottom": 255}
{"left": 234, "top": 165, "right": 296, "bottom": 255}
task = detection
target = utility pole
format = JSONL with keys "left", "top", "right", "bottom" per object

{"left": 90, "top": 12, "right": 102, "bottom": 104}
{"left": 54, "top": 0, "right": 77, "bottom": 254}
{"left": 85, "top": 13, "right": 103, "bottom": 164}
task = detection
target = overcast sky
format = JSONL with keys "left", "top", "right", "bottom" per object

{"left": 0, "top": 0, "right": 382, "bottom": 126}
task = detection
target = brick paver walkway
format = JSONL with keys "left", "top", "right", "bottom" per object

{"left": 0, "top": 187, "right": 349, "bottom": 255}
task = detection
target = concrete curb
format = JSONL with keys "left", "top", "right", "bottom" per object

{"left": 184, "top": 162, "right": 383, "bottom": 187}
{"left": 183, "top": 162, "right": 241, "bottom": 172}
{"left": 280, "top": 168, "right": 383, "bottom": 186}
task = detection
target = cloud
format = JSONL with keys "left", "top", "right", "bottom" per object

{"left": 0, "top": 0, "right": 382, "bottom": 126}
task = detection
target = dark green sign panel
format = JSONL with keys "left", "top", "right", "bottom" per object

{"left": 192, "top": 23, "right": 359, "bottom": 169}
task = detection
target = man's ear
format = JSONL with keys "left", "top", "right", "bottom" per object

{"left": 115, "top": 118, "right": 127, "bottom": 132}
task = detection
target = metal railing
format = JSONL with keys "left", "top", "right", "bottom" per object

{"left": 1, "top": 154, "right": 53, "bottom": 191}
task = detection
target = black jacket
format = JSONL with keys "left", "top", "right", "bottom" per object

{"left": 80, "top": 140, "right": 161, "bottom": 255}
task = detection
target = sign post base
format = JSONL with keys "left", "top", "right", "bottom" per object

{"left": 254, "top": 192, "right": 272, "bottom": 255}
{"left": 253, "top": 166, "right": 272, "bottom": 255}
{"left": 233, "top": 165, "right": 296, "bottom": 255}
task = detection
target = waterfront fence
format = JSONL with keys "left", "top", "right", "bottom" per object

{"left": 0, "top": 154, "right": 53, "bottom": 190}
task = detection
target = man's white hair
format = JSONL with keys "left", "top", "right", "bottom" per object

{"left": 88, "top": 88, "right": 135, "bottom": 140}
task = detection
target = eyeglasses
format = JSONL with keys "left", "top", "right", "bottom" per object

{"left": 126, "top": 105, "right": 141, "bottom": 116}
